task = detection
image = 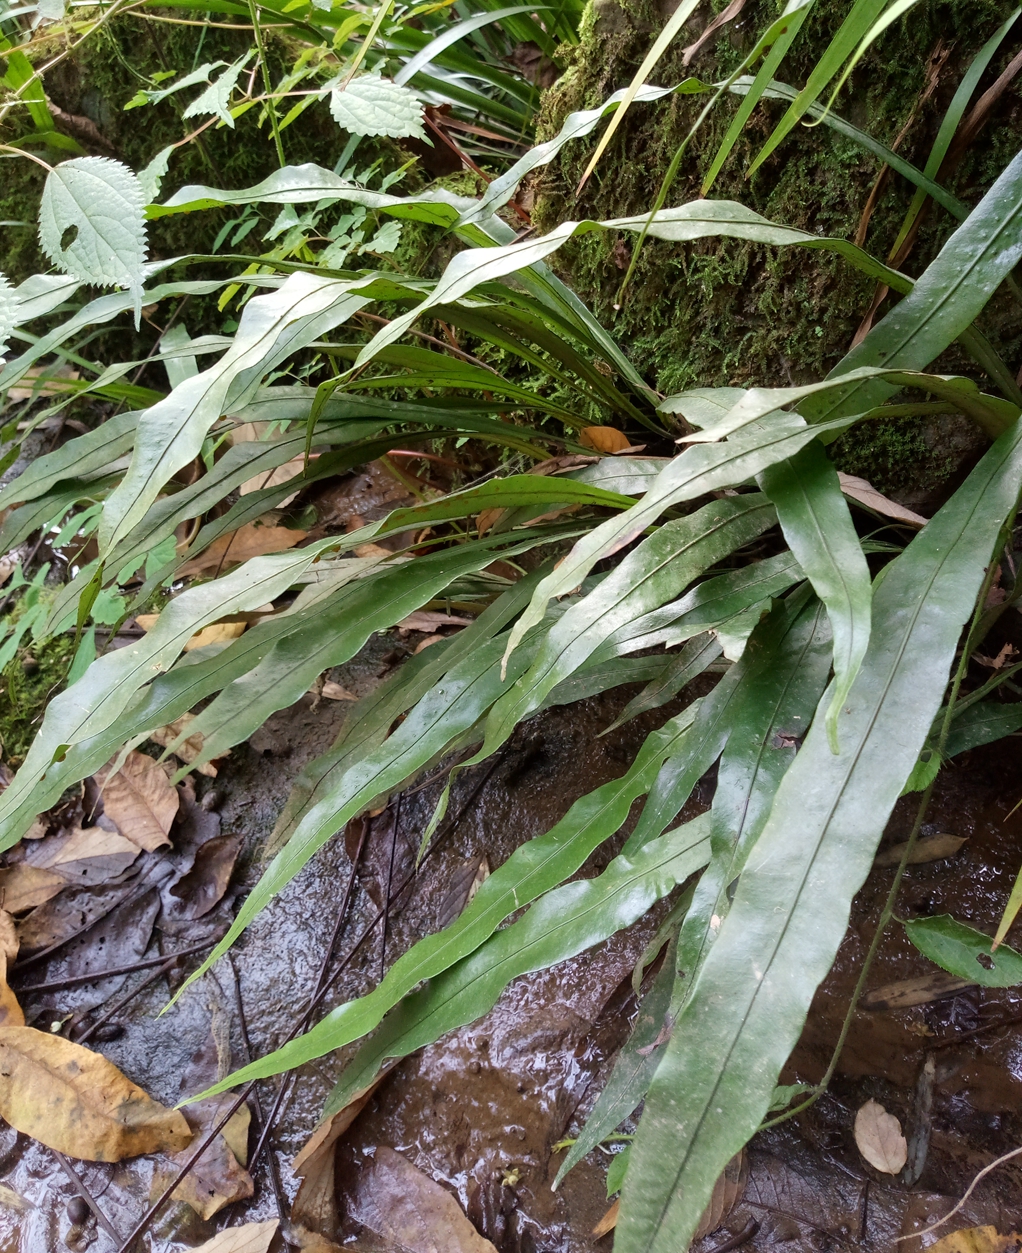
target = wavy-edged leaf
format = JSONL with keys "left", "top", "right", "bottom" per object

{"left": 603, "top": 634, "right": 723, "bottom": 733}
{"left": 760, "top": 444, "right": 871, "bottom": 752}
{"left": 393, "top": 6, "right": 541, "bottom": 85}
{"left": 0, "top": 410, "right": 139, "bottom": 510}
{"left": 330, "top": 75, "right": 426, "bottom": 139}
{"left": 614, "top": 410, "right": 1022, "bottom": 1253}
{"left": 38, "top": 158, "right": 148, "bottom": 320}
{"left": 0, "top": 275, "right": 15, "bottom": 357}
{"left": 182, "top": 52, "right": 252, "bottom": 128}
{"left": 309, "top": 814, "right": 712, "bottom": 1119}
{"left": 177, "top": 701, "right": 702, "bottom": 1080}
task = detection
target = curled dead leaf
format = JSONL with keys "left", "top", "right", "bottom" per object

{"left": 188, "top": 1220, "right": 279, "bottom": 1253}
{"left": 27, "top": 825, "right": 141, "bottom": 883}
{"left": 837, "top": 472, "right": 927, "bottom": 527}
{"left": 320, "top": 681, "right": 357, "bottom": 701}
{"left": 854, "top": 1099, "right": 907, "bottom": 1174}
{"left": 0, "top": 1026, "right": 191, "bottom": 1160}
{"left": 148, "top": 713, "right": 229, "bottom": 777}
{"left": 94, "top": 750, "right": 179, "bottom": 850}
{"left": 875, "top": 833, "right": 966, "bottom": 867}
{"left": 476, "top": 508, "right": 504, "bottom": 537}
{"left": 0, "top": 863, "right": 67, "bottom": 913}
{"left": 862, "top": 972, "right": 975, "bottom": 1011}
{"left": 0, "top": 953, "right": 23, "bottom": 1030}
{"left": 178, "top": 523, "right": 307, "bottom": 577}
{"left": 578, "top": 426, "right": 633, "bottom": 453}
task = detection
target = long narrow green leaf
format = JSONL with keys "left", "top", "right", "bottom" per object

{"left": 615, "top": 403, "right": 1022, "bottom": 1253}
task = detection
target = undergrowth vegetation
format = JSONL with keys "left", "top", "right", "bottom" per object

{"left": 4, "top": 0, "right": 1022, "bottom": 1245}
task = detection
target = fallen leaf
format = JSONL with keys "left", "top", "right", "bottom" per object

{"left": 164, "top": 833, "right": 242, "bottom": 920}
{"left": 187, "top": 1220, "right": 278, "bottom": 1253}
{"left": 320, "top": 681, "right": 357, "bottom": 701}
{"left": 862, "top": 972, "right": 976, "bottom": 1011}
{"left": 0, "top": 949, "right": 23, "bottom": 1030}
{"left": 837, "top": 472, "right": 927, "bottom": 528}
{"left": 26, "top": 825, "right": 141, "bottom": 884}
{"left": 95, "top": 751, "right": 179, "bottom": 850}
{"left": 476, "top": 508, "right": 504, "bottom": 537}
{"left": 148, "top": 713, "right": 229, "bottom": 777}
{"left": 0, "top": 864, "right": 66, "bottom": 912}
{"left": 0, "top": 1026, "right": 191, "bottom": 1160}
{"left": 352, "top": 1146, "right": 497, "bottom": 1253}
{"left": 16, "top": 880, "right": 138, "bottom": 953}
{"left": 693, "top": 1149, "right": 749, "bottom": 1239}
{"left": 162, "top": 1099, "right": 253, "bottom": 1219}
{"left": 930, "top": 1227, "right": 1022, "bottom": 1253}
{"left": 240, "top": 453, "right": 312, "bottom": 504}
{"left": 184, "top": 620, "right": 247, "bottom": 652}
{"left": 436, "top": 856, "right": 490, "bottom": 930}
{"left": 975, "top": 642, "right": 1018, "bottom": 670}
{"left": 0, "top": 1182, "right": 27, "bottom": 1210}
{"left": 178, "top": 523, "right": 307, "bottom": 577}
{"left": 0, "top": 911, "right": 18, "bottom": 965}
{"left": 413, "top": 633, "right": 446, "bottom": 653}
{"left": 593, "top": 1198, "right": 619, "bottom": 1237}
{"left": 854, "top": 1099, "right": 908, "bottom": 1174}
{"left": 289, "top": 1228, "right": 344, "bottom": 1252}
{"left": 397, "top": 610, "right": 474, "bottom": 633}
{"left": 875, "top": 833, "right": 967, "bottom": 867}
{"left": 579, "top": 426, "right": 632, "bottom": 453}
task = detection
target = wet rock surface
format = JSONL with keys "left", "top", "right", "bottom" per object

{"left": 2, "top": 635, "right": 1022, "bottom": 1250}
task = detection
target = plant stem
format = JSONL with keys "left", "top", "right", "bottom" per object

{"left": 247, "top": 0, "right": 286, "bottom": 168}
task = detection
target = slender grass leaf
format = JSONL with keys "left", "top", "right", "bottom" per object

{"left": 603, "top": 634, "right": 723, "bottom": 734}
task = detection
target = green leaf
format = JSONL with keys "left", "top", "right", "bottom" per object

{"left": 37, "top": 158, "right": 149, "bottom": 321}
{"left": 138, "top": 146, "right": 175, "bottom": 203}
{"left": 905, "top": 915, "right": 1022, "bottom": 987}
{"left": 0, "top": 410, "right": 139, "bottom": 510}
{"left": 0, "top": 275, "right": 15, "bottom": 357}
{"left": 329, "top": 75, "right": 426, "bottom": 139}
{"left": 182, "top": 52, "right": 253, "bottom": 127}
{"left": 315, "top": 814, "right": 712, "bottom": 1121}
{"left": 606, "top": 1145, "right": 632, "bottom": 1197}
{"left": 178, "top": 706, "right": 704, "bottom": 1086}
{"left": 760, "top": 444, "right": 871, "bottom": 752}
{"left": 614, "top": 413, "right": 1022, "bottom": 1253}
{"left": 945, "top": 701, "right": 1022, "bottom": 758}
{"left": 603, "top": 634, "right": 723, "bottom": 733}
{"left": 899, "top": 747, "right": 941, "bottom": 795}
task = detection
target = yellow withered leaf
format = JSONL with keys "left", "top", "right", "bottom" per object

{"left": 0, "top": 1026, "right": 192, "bottom": 1160}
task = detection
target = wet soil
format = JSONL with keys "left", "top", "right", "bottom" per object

{"left": 4, "top": 632, "right": 1022, "bottom": 1251}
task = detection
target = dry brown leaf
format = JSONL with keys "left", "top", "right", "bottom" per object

{"left": 0, "top": 1026, "right": 191, "bottom": 1160}
{"left": 163, "top": 1100, "right": 253, "bottom": 1219}
{"left": 320, "top": 681, "right": 357, "bottom": 701}
{"left": 185, "top": 620, "right": 247, "bottom": 652}
{"left": 413, "top": 633, "right": 446, "bottom": 653}
{"left": 875, "top": 833, "right": 966, "bottom": 867}
{"left": 837, "top": 472, "right": 927, "bottom": 528}
{"left": 0, "top": 863, "right": 66, "bottom": 912}
{"left": 476, "top": 507, "right": 504, "bottom": 537}
{"left": 929, "top": 1227, "right": 1022, "bottom": 1253}
{"left": 95, "top": 750, "right": 179, "bottom": 851}
{"left": 26, "top": 825, "right": 141, "bottom": 884}
{"left": 593, "top": 1198, "right": 619, "bottom": 1237}
{"left": 21, "top": 820, "right": 47, "bottom": 840}
{"left": 0, "top": 954, "right": 23, "bottom": 1030}
{"left": 694, "top": 1149, "right": 749, "bottom": 1239}
{"left": 0, "top": 911, "right": 18, "bottom": 965}
{"left": 289, "top": 1228, "right": 344, "bottom": 1252}
{"left": 240, "top": 453, "right": 313, "bottom": 504}
{"left": 187, "top": 1220, "right": 279, "bottom": 1253}
{"left": 854, "top": 1099, "right": 907, "bottom": 1174}
{"left": 164, "top": 833, "right": 242, "bottom": 920}
{"left": 397, "top": 610, "right": 474, "bottom": 633}
{"left": 148, "top": 713, "right": 229, "bottom": 777}
{"left": 178, "top": 523, "right": 307, "bottom": 577}
{"left": 862, "top": 972, "right": 975, "bottom": 1011}
{"left": 352, "top": 1145, "right": 497, "bottom": 1252}
{"left": 578, "top": 426, "right": 632, "bottom": 453}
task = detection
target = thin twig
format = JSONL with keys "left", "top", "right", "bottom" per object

{"left": 896, "top": 1143, "right": 1022, "bottom": 1242}
{"left": 76, "top": 958, "right": 180, "bottom": 1046}
{"left": 15, "top": 940, "right": 211, "bottom": 994}
{"left": 51, "top": 1150, "right": 122, "bottom": 1243}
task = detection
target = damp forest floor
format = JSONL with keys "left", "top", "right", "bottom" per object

{"left": 3, "top": 615, "right": 1022, "bottom": 1253}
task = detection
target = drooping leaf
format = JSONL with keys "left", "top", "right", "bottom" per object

{"left": 905, "top": 915, "right": 1022, "bottom": 986}
{"left": 329, "top": 75, "right": 426, "bottom": 139}
{"left": 614, "top": 410, "right": 1022, "bottom": 1253}
{"left": 38, "top": 158, "right": 148, "bottom": 320}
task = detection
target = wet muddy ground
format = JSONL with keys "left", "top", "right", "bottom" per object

{"left": 2, "top": 629, "right": 1022, "bottom": 1251}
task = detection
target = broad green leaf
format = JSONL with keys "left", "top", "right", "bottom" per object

{"left": 315, "top": 813, "right": 713, "bottom": 1120}
{"left": 944, "top": 701, "right": 1022, "bottom": 757}
{"left": 568, "top": 458, "right": 668, "bottom": 496}
{"left": 0, "top": 411, "right": 139, "bottom": 509}
{"left": 329, "top": 76, "right": 426, "bottom": 138}
{"left": 175, "top": 702, "right": 703, "bottom": 1070}
{"left": 38, "top": 159, "right": 149, "bottom": 320}
{"left": 614, "top": 410, "right": 1022, "bottom": 1253}
{"left": 98, "top": 271, "right": 374, "bottom": 552}
{"left": 760, "top": 444, "right": 871, "bottom": 752}
{"left": 905, "top": 915, "right": 1022, "bottom": 987}
{"left": 801, "top": 146, "right": 1022, "bottom": 429}
{"left": 10, "top": 274, "right": 82, "bottom": 324}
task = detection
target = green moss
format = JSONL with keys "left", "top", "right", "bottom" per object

{"left": 0, "top": 631, "right": 75, "bottom": 766}
{"left": 532, "top": 0, "right": 1022, "bottom": 432}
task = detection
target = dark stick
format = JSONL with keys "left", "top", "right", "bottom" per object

{"left": 51, "top": 1150, "right": 122, "bottom": 1243}
{"left": 15, "top": 940, "right": 212, "bottom": 993}
{"left": 76, "top": 958, "right": 182, "bottom": 1046}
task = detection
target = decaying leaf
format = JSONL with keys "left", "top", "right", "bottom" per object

{"left": 592, "top": 1151, "right": 747, "bottom": 1240}
{"left": 0, "top": 911, "right": 18, "bottom": 965}
{"left": 320, "top": 680, "right": 357, "bottom": 701}
{"left": 862, "top": 972, "right": 976, "bottom": 1011}
{"left": 854, "top": 1099, "right": 908, "bottom": 1174}
{"left": 396, "top": 610, "right": 474, "bottom": 633}
{"left": 240, "top": 453, "right": 310, "bottom": 503}
{"left": 0, "top": 925, "right": 23, "bottom": 1029}
{"left": 579, "top": 426, "right": 633, "bottom": 453}
{"left": 188, "top": 1220, "right": 278, "bottom": 1253}
{"left": 875, "top": 833, "right": 967, "bottom": 867}
{"left": 148, "top": 713, "right": 230, "bottom": 777}
{"left": 95, "top": 750, "right": 179, "bottom": 849}
{"left": 837, "top": 472, "right": 927, "bottom": 528}
{"left": 178, "top": 522, "right": 308, "bottom": 576}
{"left": 0, "top": 1026, "right": 191, "bottom": 1160}
{"left": 352, "top": 1146, "right": 497, "bottom": 1253}
{"left": 16, "top": 879, "right": 137, "bottom": 953}
{"left": 165, "top": 833, "right": 242, "bottom": 920}
{"left": 436, "top": 856, "right": 490, "bottom": 929}
{"left": 593, "top": 1198, "right": 619, "bottom": 1237}
{"left": 0, "top": 864, "right": 64, "bottom": 913}
{"left": 929, "top": 1227, "right": 1022, "bottom": 1253}
{"left": 184, "top": 621, "right": 247, "bottom": 652}
{"left": 289, "top": 1228, "right": 344, "bottom": 1252}
{"left": 163, "top": 1098, "right": 253, "bottom": 1219}
{"left": 476, "top": 507, "right": 504, "bottom": 537}
{"left": 27, "top": 825, "right": 141, "bottom": 883}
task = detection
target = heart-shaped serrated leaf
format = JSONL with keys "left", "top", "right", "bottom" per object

{"left": 329, "top": 75, "right": 426, "bottom": 139}
{"left": 38, "top": 157, "right": 148, "bottom": 320}
{"left": 0, "top": 275, "right": 15, "bottom": 357}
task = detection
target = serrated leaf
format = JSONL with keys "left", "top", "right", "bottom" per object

{"left": 0, "top": 275, "right": 15, "bottom": 357}
{"left": 138, "top": 146, "right": 175, "bottom": 203}
{"left": 182, "top": 53, "right": 253, "bottom": 128}
{"left": 38, "top": 158, "right": 148, "bottom": 322}
{"left": 329, "top": 76, "right": 426, "bottom": 139}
